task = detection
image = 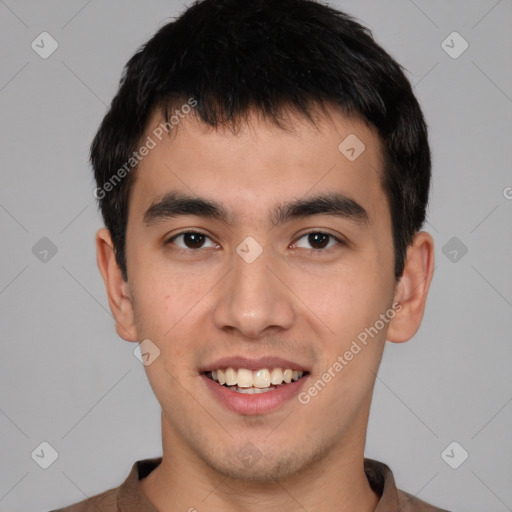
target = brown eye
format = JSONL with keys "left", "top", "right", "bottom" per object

{"left": 167, "top": 231, "right": 217, "bottom": 250}
{"left": 294, "top": 232, "right": 342, "bottom": 251}
{"left": 182, "top": 233, "right": 206, "bottom": 248}
{"left": 307, "top": 233, "right": 329, "bottom": 249}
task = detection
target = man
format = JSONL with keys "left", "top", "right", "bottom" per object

{"left": 53, "top": 0, "right": 448, "bottom": 510}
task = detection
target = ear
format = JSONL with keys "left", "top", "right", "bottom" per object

{"left": 386, "top": 231, "right": 435, "bottom": 343}
{"left": 95, "top": 228, "right": 138, "bottom": 342}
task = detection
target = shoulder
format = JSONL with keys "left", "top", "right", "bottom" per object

{"left": 48, "top": 487, "right": 118, "bottom": 512}
{"left": 47, "top": 457, "right": 161, "bottom": 512}
{"left": 397, "top": 489, "right": 453, "bottom": 512}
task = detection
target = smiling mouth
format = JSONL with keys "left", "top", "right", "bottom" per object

{"left": 204, "top": 367, "right": 308, "bottom": 394}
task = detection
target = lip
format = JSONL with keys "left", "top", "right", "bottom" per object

{"left": 201, "top": 373, "right": 309, "bottom": 415}
{"left": 198, "top": 355, "right": 309, "bottom": 373}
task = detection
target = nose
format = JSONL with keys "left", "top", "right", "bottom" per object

{"left": 212, "top": 243, "right": 296, "bottom": 339}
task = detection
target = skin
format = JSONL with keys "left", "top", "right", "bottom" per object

{"left": 96, "top": 105, "right": 435, "bottom": 512}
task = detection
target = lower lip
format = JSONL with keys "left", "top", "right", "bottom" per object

{"left": 201, "top": 374, "right": 308, "bottom": 415}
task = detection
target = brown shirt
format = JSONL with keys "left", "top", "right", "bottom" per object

{"left": 50, "top": 457, "right": 451, "bottom": 512}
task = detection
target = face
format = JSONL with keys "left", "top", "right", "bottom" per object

{"left": 120, "top": 106, "right": 400, "bottom": 481}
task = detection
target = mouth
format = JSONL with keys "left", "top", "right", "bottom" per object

{"left": 204, "top": 367, "right": 308, "bottom": 394}
{"left": 200, "top": 359, "right": 310, "bottom": 415}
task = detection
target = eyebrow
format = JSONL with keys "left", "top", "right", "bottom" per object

{"left": 143, "top": 191, "right": 369, "bottom": 227}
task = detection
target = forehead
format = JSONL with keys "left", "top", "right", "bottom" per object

{"left": 129, "top": 105, "right": 387, "bottom": 225}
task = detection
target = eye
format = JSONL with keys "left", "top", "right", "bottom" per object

{"left": 166, "top": 231, "right": 218, "bottom": 251}
{"left": 293, "top": 232, "right": 343, "bottom": 251}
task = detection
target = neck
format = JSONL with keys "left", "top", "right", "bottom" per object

{"left": 140, "top": 412, "right": 380, "bottom": 512}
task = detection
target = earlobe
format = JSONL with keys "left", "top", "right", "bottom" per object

{"left": 95, "top": 228, "right": 139, "bottom": 342}
{"left": 386, "top": 231, "right": 435, "bottom": 344}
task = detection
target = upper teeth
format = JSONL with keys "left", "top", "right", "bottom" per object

{"left": 211, "top": 368, "right": 304, "bottom": 388}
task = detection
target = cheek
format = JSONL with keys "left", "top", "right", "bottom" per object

{"left": 303, "top": 265, "right": 389, "bottom": 337}
{"left": 132, "top": 260, "right": 203, "bottom": 326}
{"left": 130, "top": 265, "right": 216, "bottom": 369}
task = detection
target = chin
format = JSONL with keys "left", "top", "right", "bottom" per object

{"left": 199, "top": 441, "right": 325, "bottom": 484}
{"left": 210, "top": 457, "right": 300, "bottom": 483}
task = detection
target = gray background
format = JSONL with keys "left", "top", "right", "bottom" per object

{"left": 0, "top": 1, "right": 511, "bottom": 511}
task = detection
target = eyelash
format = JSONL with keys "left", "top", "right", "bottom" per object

{"left": 165, "top": 230, "right": 345, "bottom": 254}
